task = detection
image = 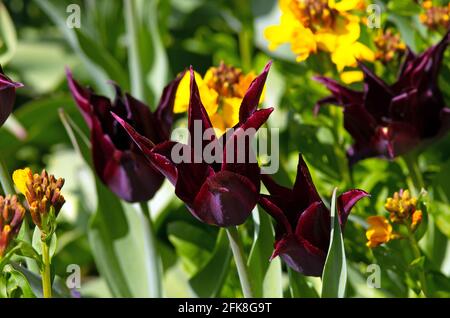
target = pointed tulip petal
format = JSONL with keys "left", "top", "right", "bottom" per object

{"left": 337, "top": 189, "right": 369, "bottom": 227}
{"left": 0, "top": 68, "right": 22, "bottom": 127}
{"left": 239, "top": 61, "right": 272, "bottom": 123}
{"left": 188, "top": 67, "right": 215, "bottom": 147}
{"left": 155, "top": 70, "right": 186, "bottom": 139}
{"left": 292, "top": 154, "right": 322, "bottom": 205}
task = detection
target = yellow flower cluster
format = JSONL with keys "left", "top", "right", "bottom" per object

{"left": 174, "top": 62, "right": 264, "bottom": 136}
{"left": 385, "top": 190, "right": 420, "bottom": 223}
{"left": 366, "top": 190, "right": 423, "bottom": 248}
{"left": 13, "top": 168, "right": 65, "bottom": 240}
{"left": 374, "top": 29, "right": 406, "bottom": 63}
{"left": 420, "top": 0, "right": 450, "bottom": 30}
{"left": 264, "top": 0, "right": 374, "bottom": 83}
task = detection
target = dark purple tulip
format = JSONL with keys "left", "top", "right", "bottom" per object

{"left": 314, "top": 30, "right": 450, "bottom": 165}
{"left": 259, "top": 154, "right": 368, "bottom": 276}
{"left": 66, "top": 69, "right": 183, "bottom": 202}
{"left": 113, "top": 62, "right": 274, "bottom": 226}
{"left": 0, "top": 65, "right": 23, "bottom": 127}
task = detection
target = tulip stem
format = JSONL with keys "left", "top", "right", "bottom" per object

{"left": 226, "top": 226, "right": 254, "bottom": 298}
{"left": 407, "top": 229, "right": 429, "bottom": 297}
{"left": 41, "top": 239, "right": 52, "bottom": 298}
{"left": 139, "top": 202, "right": 162, "bottom": 298}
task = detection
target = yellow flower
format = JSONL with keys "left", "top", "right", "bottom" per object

{"left": 13, "top": 168, "right": 65, "bottom": 239}
{"left": 174, "top": 62, "right": 264, "bottom": 136}
{"left": 264, "top": 0, "right": 374, "bottom": 77}
{"left": 384, "top": 189, "right": 418, "bottom": 223}
{"left": 411, "top": 210, "right": 423, "bottom": 231}
{"left": 12, "top": 167, "right": 32, "bottom": 196}
{"left": 366, "top": 216, "right": 395, "bottom": 248}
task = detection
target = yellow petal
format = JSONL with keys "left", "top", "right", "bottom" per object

{"left": 340, "top": 70, "right": 364, "bottom": 84}
{"left": 351, "top": 41, "right": 375, "bottom": 62}
{"left": 200, "top": 86, "right": 219, "bottom": 117}
{"left": 336, "top": 16, "right": 361, "bottom": 47}
{"left": 264, "top": 11, "right": 300, "bottom": 51}
{"left": 334, "top": 0, "right": 360, "bottom": 12}
{"left": 173, "top": 71, "right": 204, "bottom": 114}
{"left": 315, "top": 32, "right": 338, "bottom": 52}
{"left": 331, "top": 46, "right": 357, "bottom": 71}
{"left": 291, "top": 26, "right": 317, "bottom": 60}
{"left": 222, "top": 97, "right": 241, "bottom": 128}
{"left": 12, "top": 168, "right": 32, "bottom": 196}
{"left": 210, "top": 113, "right": 226, "bottom": 137}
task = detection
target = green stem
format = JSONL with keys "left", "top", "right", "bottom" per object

{"left": 407, "top": 230, "right": 429, "bottom": 297}
{"left": 124, "top": 0, "right": 144, "bottom": 101}
{"left": 239, "top": 28, "right": 253, "bottom": 72}
{"left": 139, "top": 202, "right": 162, "bottom": 297}
{"left": 226, "top": 226, "right": 254, "bottom": 298}
{"left": 0, "top": 159, "right": 14, "bottom": 195}
{"left": 41, "top": 240, "right": 52, "bottom": 298}
{"left": 403, "top": 153, "right": 425, "bottom": 194}
{"left": 330, "top": 107, "right": 352, "bottom": 187}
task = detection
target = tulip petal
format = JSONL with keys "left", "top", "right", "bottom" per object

{"left": 293, "top": 154, "right": 322, "bottom": 206}
{"left": 337, "top": 189, "right": 369, "bottom": 227}
{"left": 295, "top": 201, "right": 330, "bottom": 253}
{"left": 272, "top": 235, "right": 326, "bottom": 276}
{"left": 66, "top": 68, "right": 94, "bottom": 127}
{"left": 313, "top": 75, "right": 363, "bottom": 108}
{"left": 188, "top": 67, "right": 215, "bottom": 148}
{"left": 91, "top": 118, "right": 163, "bottom": 202}
{"left": 193, "top": 170, "right": 258, "bottom": 226}
{"left": 155, "top": 70, "right": 186, "bottom": 139}
{"left": 259, "top": 195, "right": 293, "bottom": 235}
{"left": 359, "top": 62, "right": 393, "bottom": 122}
{"left": 239, "top": 61, "right": 272, "bottom": 123}
{"left": 0, "top": 67, "right": 22, "bottom": 127}
{"left": 221, "top": 108, "right": 273, "bottom": 188}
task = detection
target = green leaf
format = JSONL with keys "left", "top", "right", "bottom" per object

{"left": 13, "top": 240, "right": 42, "bottom": 267}
{"left": 189, "top": 228, "right": 232, "bottom": 297}
{"left": 2, "top": 265, "right": 35, "bottom": 298}
{"left": 288, "top": 268, "right": 319, "bottom": 298}
{"left": 11, "top": 263, "right": 71, "bottom": 298}
{"left": 88, "top": 179, "right": 162, "bottom": 297}
{"left": 248, "top": 207, "right": 282, "bottom": 297}
{"left": 35, "top": 0, "right": 113, "bottom": 96}
{"left": 124, "top": 0, "right": 170, "bottom": 105}
{"left": 167, "top": 221, "right": 215, "bottom": 275}
{"left": 0, "top": 2, "right": 17, "bottom": 65}
{"left": 387, "top": 0, "right": 421, "bottom": 16}
{"left": 58, "top": 108, "right": 92, "bottom": 168}
{"left": 74, "top": 28, "right": 129, "bottom": 88}
{"left": 321, "top": 188, "right": 347, "bottom": 298}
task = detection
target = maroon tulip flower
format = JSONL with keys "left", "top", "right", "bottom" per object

{"left": 314, "top": 30, "right": 450, "bottom": 165}
{"left": 259, "top": 154, "right": 368, "bottom": 276}
{"left": 112, "top": 62, "right": 274, "bottom": 226}
{"left": 0, "top": 65, "right": 23, "bottom": 127}
{"left": 66, "top": 69, "right": 183, "bottom": 202}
